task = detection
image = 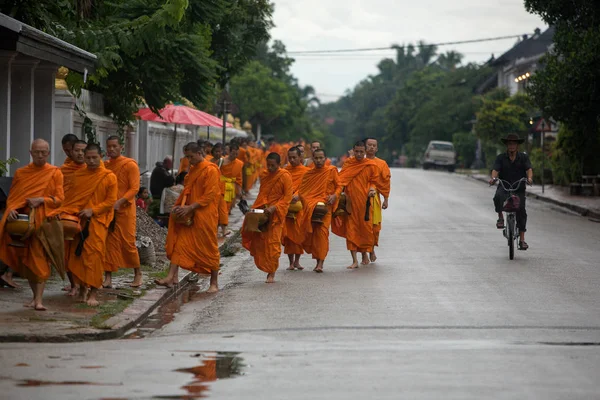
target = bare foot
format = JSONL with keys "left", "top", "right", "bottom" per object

{"left": 286, "top": 265, "right": 295, "bottom": 271}
{"left": 314, "top": 267, "right": 323, "bottom": 273}
{"left": 294, "top": 263, "right": 304, "bottom": 271}
{"left": 130, "top": 276, "right": 143, "bottom": 288}
{"left": 369, "top": 252, "right": 377, "bottom": 263}
{"left": 266, "top": 273, "right": 275, "bottom": 283}
{"left": 86, "top": 298, "right": 100, "bottom": 307}
{"left": 24, "top": 300, "right": 35, "bottom": 308}
{"left": 77, "top": 288, "right": 88, "bottom": 303}
{"left": 34, "top": 304, "right": 47, "bottom": 311}
{"left": 206, "top": 284, "right": 219, "bottom": 293}
{"left": 67, "top": 287, "right": 79, "bottom": 297}
{"left": 101, "top": 278, "right": 112, "bottom": 289}
{"left": 154, "top": 278, "right": 174, "bottom": 288}
{"left": 61, "top": 285, "right": 70, "bottom": 292}
{"left": 1, "top": 274, "right": 20, "bottom": 288}
{"left": 346, "top": 262, "right": 359, "bottom": 269}
{"left": 360, "top": 255, "right": 370, "bottom": 265}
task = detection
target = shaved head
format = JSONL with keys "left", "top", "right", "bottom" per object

{"left": 30, "top": 139, "right": 50, "bottom": 167}
{"left": 31, "top": 139, "right": 49, "bottom": 151}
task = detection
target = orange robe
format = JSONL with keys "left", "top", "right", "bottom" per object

{"left": 370, "top": 157, "right": 391, "bottom": 246}
{"left": 298, "top": 165, "right": 340, "bottom": 260}
{"left": 178, "top": 157, "right": 190, "bottom": 176}
{"left": 237, "top": 147, "right": 251, "bottom": 192}
{"left": 241, "top": 169, "right": 293, "bottom": 274}
{"left": 104, "top": 156, "right": 140, "bottom": 271}
{"left": 49, "top": 165, "right": 117, "bottom": 289}
{"left": 61, "top": 158, "right": 85, "bottom": 194}
{"left": 283, "top": 164, "right": 309, "bottom": 255}
{"left": 166, "top": 160, "right": 220, "bottom": 274}
{"left": 220, "top": 158, "right": 244, "bottom": 218}
{"left": 332, "top": 157, "right": 380, "bottom": 252}
{"left": 0, "top": 163, "right": 63, "bottom": 282}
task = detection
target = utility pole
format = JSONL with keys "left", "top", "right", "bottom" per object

{"left": 541, "top": 120, "right": 545, "bottom": 194}
{"left": 216, "top": 85, "right": 236, "bottom": 146}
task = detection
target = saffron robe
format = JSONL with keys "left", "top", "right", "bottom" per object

{"left": 166, "top": 160, "right": 220, "bottom": 274}
{"left": 220, "top": 158, "right": 244, "bottom": 218}
{"left": 49, "top": 165, "right": 117, "bottom": 288}
{"left": 282, "top": 164, "right": 309, "bottom": 255}
{"left": 105, "top": 156, "right": 140, "bottom": 271}
{"left": 370, "top": 157, "right": 391, "bottom": 246}
{"left": 298, "top": 165, "right": 340, "bottom": 260}
{"left": 178, "top": 157, "right": 190, "bottom": 176}
{"left": 332, "top": 157, "right": 380, "bottom": 252}
{"left": 0, "top": 163, "right": 64, "bottom": 282}
{"left": 242, "top": 169, "right": 293, "bottom": 274}
{"left": 61, "top": 158, "right": 85, "bottom": 194}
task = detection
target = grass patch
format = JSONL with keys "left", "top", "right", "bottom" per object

{"left": 89, "top": 298, "right": 134, "bottom": 329}
{"left": 148, "top": 269, "right": 168, "bottom": 280}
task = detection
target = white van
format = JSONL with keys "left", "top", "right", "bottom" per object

{"left": 422, "top": 141, "right": 456, "bottom": 172}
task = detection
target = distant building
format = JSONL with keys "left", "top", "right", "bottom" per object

{"left": 478, "top": 27, "right": 555, "bottom": 96}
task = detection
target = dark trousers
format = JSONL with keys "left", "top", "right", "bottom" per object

{"left": 494, "top": 188, "right": 527, "bottom": 232}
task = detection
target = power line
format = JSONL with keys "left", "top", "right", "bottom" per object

{"left": 287, "top": 34, "right": 525, "bottom": 55}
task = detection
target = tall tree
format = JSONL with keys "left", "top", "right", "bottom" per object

{"left": 525, "top": 0, "right": 600, "bottom": 173}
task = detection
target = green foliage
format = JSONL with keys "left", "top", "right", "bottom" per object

{"left": 230, "top": 61, "right": 292, "bottom": 127}
{"left": 525, "top": 0, "right": 600, "bottom": 174}
{"left": 316, "top": 42, "right": 495, "bottom": 159}
{"left": 0, "top": 157, "right": 18, "bottom": 177}
{"left": 1, "top": 0, "right": 273, "bottom": 128}
{"left": 229, "top": 41, "right": 323, "bottom": 143}
{"left": 474, "top": 90, "right": 533, "bottom": 145}
{"left": 452, "top": 131, "right": 477, "bottom": 168}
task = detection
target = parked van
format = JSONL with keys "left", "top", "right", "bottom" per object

{"left": 422, "top": 141, "right": 456, "bottom": 172}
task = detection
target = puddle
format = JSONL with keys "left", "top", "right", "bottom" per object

{"left": 153, "top": 352, "right": 244, "bottom": 399}
{"left": 124, "top": 284, "right": 201, "bottom": 339}
{"left": 15, "top": 379, "right": 122, "bottom": 387}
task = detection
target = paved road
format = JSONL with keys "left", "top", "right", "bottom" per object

{"left": 1, "top": 169, "right": 599, "bottom": 399}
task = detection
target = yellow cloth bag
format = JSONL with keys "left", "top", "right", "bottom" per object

{"left": 220, "top": 176, "right": 236, "bottom": 202}
{"left": 372, "top": 194, "right": 382, "bottom": 225}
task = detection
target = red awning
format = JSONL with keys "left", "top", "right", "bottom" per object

{"left": 136, "top": 104, "right": 232, "bottom": 128}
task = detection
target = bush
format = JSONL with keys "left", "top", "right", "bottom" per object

{"left": 452, "top": 131, "right": 476, "bottom": 168}
{"left": 529, "top": 148, "right": 553, "bottom": 184}
{"left": 550, "top": 143, "right": 581, "bottom": 185}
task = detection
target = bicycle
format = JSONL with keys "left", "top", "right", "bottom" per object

{"left": 490, "top": 178, "right": 530, "bottom": 260}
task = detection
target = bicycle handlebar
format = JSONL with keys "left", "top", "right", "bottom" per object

{"left": 490, "top": 177, "right": 530, "bottom": 192}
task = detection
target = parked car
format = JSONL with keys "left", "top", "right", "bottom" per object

{"left": 422, "top": 141, "right": 456, "bottom": 172}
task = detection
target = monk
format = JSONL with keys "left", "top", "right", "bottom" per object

{"left": 156, "top": 142, "right": 221, "bottom": 293}
{"left": 177, "top": 144, "right": 191, "bottom": 177}
{"left": 0, "top": 139, "right": 64, "bottom": 310}
{"left": 218, "top": 144, "right": 244, "bottom": 237}
{"left": 103, "top": 136, "right": 142, "bottom": 288}
{"left": 49, "top": 144, "right": 117, "bottom": 306}
{"left": 61, "top": 140, "right": 87, "bottom": 295}
{"left": 298, "top": 148, "right": 340, "bottom": 272}
{"left": 61, "top": 133, "right": 79, "bottom": 164}
{"left": 332, "top": 140, "right": 381, "bottom": 269}
{"left": 241, "top": 153, "right": 292, "bottom": 283}
{"left": 365, "top": 137, "right": 391, "bottom": 263}
{"left": 283, "top": 146, "right": 309, "bottom": 271}
{"left": 304, "top": 140, "right": 332, "bottom": 168}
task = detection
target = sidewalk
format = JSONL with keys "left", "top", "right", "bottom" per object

{"left": 469, "top": 173, "right": 600, "bottom": 220}
{"left": 0, "top": 191, "right": 254, "bottom": 343}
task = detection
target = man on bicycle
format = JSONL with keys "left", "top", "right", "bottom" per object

{"left": 488, "top": 133, "right": 533, "bottom": 250}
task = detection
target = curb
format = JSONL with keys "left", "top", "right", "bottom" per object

{"left": 468, "top": 174, "right": 600, "bottom": 220}
{"left": 0, "top": 216, "right": 245, "bottom": 343}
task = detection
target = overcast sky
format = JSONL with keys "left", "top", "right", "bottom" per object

{"left": 270, "top": 0, "right": 546, "bottom": 102}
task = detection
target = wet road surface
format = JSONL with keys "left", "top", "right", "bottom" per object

{"left": 1, "top": 169, "right": 599, "bottom": 399}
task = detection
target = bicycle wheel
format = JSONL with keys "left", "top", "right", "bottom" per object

{"left": 507, "top": 217, "right": 515, "bottom": 260}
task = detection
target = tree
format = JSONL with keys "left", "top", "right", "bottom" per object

{"left": 1, "top": 0, "right": 273, "bottom": 129}
{"left": 229, "top": 61, "right": 292, "bottom": 137}
{"left": 474, "top": 89, "right": 534, "bottom": 166}
{"left": 525, "top": 0, "right": 600, "bottom": 174}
